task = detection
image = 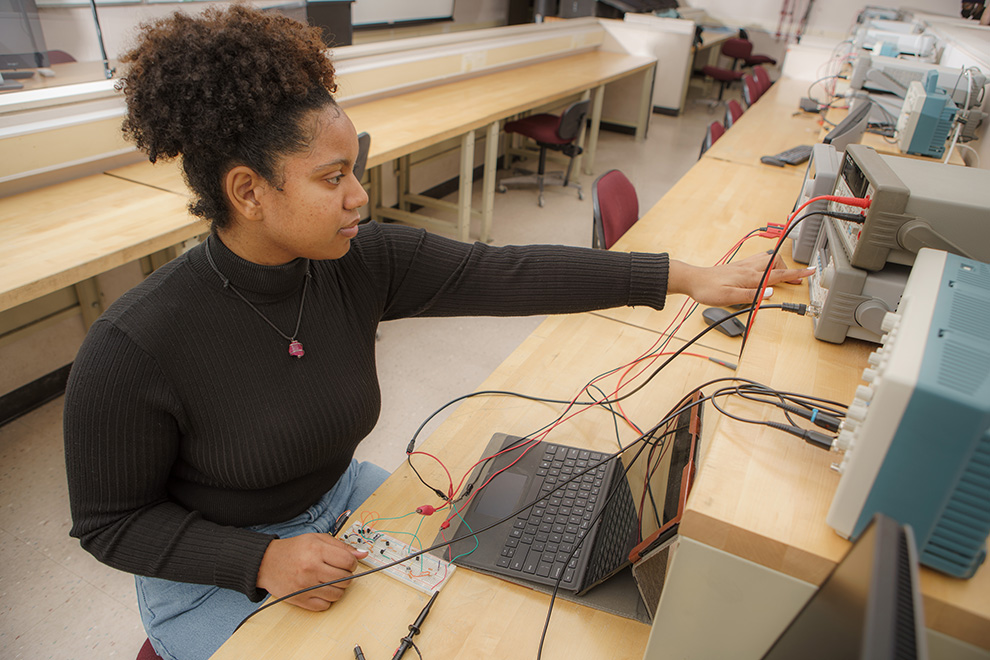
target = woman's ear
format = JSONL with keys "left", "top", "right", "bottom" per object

{"left": 224, "top": 166, "right": 266, "bottom": 222}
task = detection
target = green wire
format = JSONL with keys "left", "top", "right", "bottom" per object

{"left": 446, "top": 507, "right": 479, "bottom": 564}
{"left": 367, "top": 517, "right": 427, "bottom": 571}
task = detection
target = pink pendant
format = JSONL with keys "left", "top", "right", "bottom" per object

{"left": 288, "top": 340, "right": 305, "bottom": 358}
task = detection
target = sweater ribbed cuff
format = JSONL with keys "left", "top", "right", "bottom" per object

{"left": 214, "top": 528, "right": 278, "bottom": 602}
{"left": 628, "top": 252, "right": 668, "bottom": 310}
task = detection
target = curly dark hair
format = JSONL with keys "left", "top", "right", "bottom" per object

{"left": 117, "top": 5, "right": 339, "bottom": 231}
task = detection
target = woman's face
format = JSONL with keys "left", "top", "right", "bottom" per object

{"left": 237, "top": 106, "right": 369, "bottom": 264}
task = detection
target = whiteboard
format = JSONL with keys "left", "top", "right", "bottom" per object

{"left": 351, "top": 0, "right": 454, "bottom": 27}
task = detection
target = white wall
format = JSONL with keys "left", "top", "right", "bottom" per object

{"left": 39, "top": 0, "right": 510, "bottom": 63}
{"left": 679, "top": 0, "right": 963, "bottom": 67}
{"left": 686, "top": 0, "right": 960, "bottom": 39}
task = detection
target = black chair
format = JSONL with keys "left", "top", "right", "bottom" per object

{"left": 499, "top": 99, "right": 590, "bottom": 207}
{"left": 354, "top": 131, "right": 371, "bottom": 181}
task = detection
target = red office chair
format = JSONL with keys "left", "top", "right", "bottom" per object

{"left": 699, "top": 121, "right": 725, "bottom": 158}
{"left": 736, "top": 29, "right": 777, "bottom": 67}
{"left": 137, "top": 638, "right": 164, "bottom": 660}
{"left": 742, "top": 74, "right": 761, "bottom": 107}
{"left": 700, "top": 38, "right": 751, "bottom": 102}
{"left": 752, "top": 65, "right": 772, "bottom": 95}
{"left": 745, "top": 51, "right": 777, "bottom": 67}
{"left": 46, "top": 50, "right": 76, "bottom": 64}
{"left": 724, "top": 99, "right": 744, "bottom": 128}
{"left": 592, "top": 170, "right": 638, "bottom": 250}
{"left": 500, "top": 99, "right": 590, "bottom": 207}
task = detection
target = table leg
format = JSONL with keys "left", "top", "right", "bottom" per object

{"left": 74, "top": 278, "right": 103, "bottom": 330}
{"left": 572, "top": 89, "right": 592, "bottom": 180}
{"left": 583, "top": 84, "right": 605, "bottom": 176}
{"left": 481, "top": 121, "right": 499, "bottom": 244}
{"left": 458, "top": 130, "right": 476, "bottom": 243}
{"left": 399, "top": 155, "right": 411, "bottom": 213}
{"left": 636, "top": 63, "right": 656, "bottom": 142}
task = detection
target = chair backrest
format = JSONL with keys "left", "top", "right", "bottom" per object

{"left": 699, "top": 121, "right": 725, "bottom": 158}
{"left": 557, "top": 99, "right": 591, "bottom": 142}
{"left": 721, "top": 38, "right": 753, "bottom": 62}
{"left": 752, "top": 66, "right": 771, "bottom": 94}
{"left": 592, "top": 170, "right": 639, "bottom": 250}
{"left": 47, "top": 49, "right": 76, "bottom": 64}
{"left": 354, "top": 131, "right": 371, "bottom": 181}
{"left": 742, "top": 74, "right": 760, "bottom": 107}
{"left": 725, "top": 99, "right": 744, "bottom": 128}
{"left": 137, "top": 638, "right": 164, "bottom": 660}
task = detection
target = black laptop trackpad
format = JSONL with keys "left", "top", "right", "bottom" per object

{"left": 444, "top": 443, "right": 545, "bottom": 564}
{"left": 474, "top": 470, "right": 530, "bottom": 521}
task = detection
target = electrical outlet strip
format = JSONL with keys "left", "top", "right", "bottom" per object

{"left": 340, "top": 522, "right": 456, "bottom": 595}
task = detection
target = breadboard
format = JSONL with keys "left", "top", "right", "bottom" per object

{"left": 340, "top": 522, "right": 455, "bottom": 595}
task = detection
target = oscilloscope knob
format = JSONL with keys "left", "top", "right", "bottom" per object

{"left": 855, "top": 300, "right": 891, "bottom": 336}
{"left": 835, "top": 430, "right": 856, "bottom": 452}
{"left": 847, "top": 401, "right": 869, "bottom": 421}
{"left": 855, "top": 385, "right": 874, "bottom": 402}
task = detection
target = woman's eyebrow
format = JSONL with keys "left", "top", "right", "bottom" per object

{"left": 311, "top": 157, "right": 350, "bottom": 173}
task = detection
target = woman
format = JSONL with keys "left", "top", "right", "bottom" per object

{"left": 63, "top": 7, "right": 812, "bottom": 659}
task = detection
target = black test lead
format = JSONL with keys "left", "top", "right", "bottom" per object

{"left": 392, "top": 591, "right": 439, "bottom": 660}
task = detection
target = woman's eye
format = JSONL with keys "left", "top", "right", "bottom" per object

{"left": 326, "top": 174, "right": 343, "bottom": 185}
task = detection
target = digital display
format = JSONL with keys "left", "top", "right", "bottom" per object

{"left": 841, "top": 152, "right": 869, "bottom": 199}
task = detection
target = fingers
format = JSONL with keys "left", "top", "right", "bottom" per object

{"left": 292, "top": 539, "right": 366, "bottom": 608}
{"left": 765, "top": 266, "right": 815, "bottom": 286}
{"left": 258, "top": 533, "right": 369, "bottom": 611}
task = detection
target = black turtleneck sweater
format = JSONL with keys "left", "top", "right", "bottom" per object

{"left": 64, "top": 222, "right": 669, "bottom": 600}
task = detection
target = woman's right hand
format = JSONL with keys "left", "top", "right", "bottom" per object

{"left": 256, "top": 533, "right": 369, "bottom": 610}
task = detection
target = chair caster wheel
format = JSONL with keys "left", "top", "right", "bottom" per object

{"left": 498, "top": 185, "right": 507, "bottom": 194}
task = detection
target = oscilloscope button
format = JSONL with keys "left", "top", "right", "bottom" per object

{"left": 880, "top": 311, "right": 899, "bottom": 333}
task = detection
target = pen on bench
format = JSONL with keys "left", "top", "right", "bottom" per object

{"left": 392, "top": 591, "right": 439, "bottom": 660}
{"left": 354, "top": 644, "right": 366, "bottom": 660}
{"left": 331, "top": 509, "right": 351, "bottom": 537}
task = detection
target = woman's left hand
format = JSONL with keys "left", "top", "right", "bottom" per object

{"left": 667, "top": 252, "right": 814, "bottom": 308}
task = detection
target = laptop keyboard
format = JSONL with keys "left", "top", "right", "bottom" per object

{"left": 495, "top": 444, "right": 607, "bottom": 587}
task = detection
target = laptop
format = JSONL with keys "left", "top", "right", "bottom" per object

{"left": 442, "top": 393, "right": 704, "bottom": 597}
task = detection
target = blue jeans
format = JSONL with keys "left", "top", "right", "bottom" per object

{"left": 136, "top": 459, "right": 389, "bottom": 660}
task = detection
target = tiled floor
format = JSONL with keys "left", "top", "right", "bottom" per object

{"left": 0, "top": 84, "right": 735, "bottom": 659}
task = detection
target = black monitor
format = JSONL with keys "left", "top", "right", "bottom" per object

{"left": 823, "top": 96, "right": 873, "bottom": 153}
{"left": 761, "top": 514, "right": 928, "bottom": 660}
{"left": 0, "top": 0, "right": 49, "bottom": 72}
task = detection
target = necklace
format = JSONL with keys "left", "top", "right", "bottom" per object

{"left": 204, "top": 238, "right": 311, "bottom": 359}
